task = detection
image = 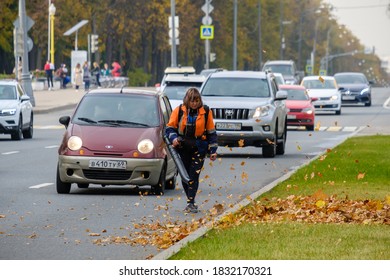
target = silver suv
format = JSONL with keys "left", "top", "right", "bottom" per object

{"left": 200, "top": 71, "right": 288, "bottom": 158}
{"left": 0, "top": 80, "right": 33, "bottom": 140}
{"left": 262, "top": 60, "right": 303, "bottom": 85}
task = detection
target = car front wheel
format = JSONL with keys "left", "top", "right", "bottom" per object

{"left": 11, "top": 117, "right": 23, "bottom": 140}
{"left": 151, "top": 162, "right": 167, "bottom": 195}
{"left": 22, "top": 113, "right": 34, "bottom": 139}
{"left": 56, "top": 165, "right": 71, "bottom": 194}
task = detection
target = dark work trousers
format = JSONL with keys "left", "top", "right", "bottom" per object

{"left": 178, "top": 144, "right": 206, "bottom": 204}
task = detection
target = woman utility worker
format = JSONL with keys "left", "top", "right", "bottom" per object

{"left": 165, "top": 87, "right": 218, "bottom": 213}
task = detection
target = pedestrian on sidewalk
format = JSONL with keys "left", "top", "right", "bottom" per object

{"left": 165, "top": 87, "right": 218, "bottom": 213}
{"left": 111, "top": 61, "right": 121, "bottom": 77}
{"left": 82, "top": 61, "right": 91, "bottom": 91}
{"left": 44, "top": 60, "right": 54, "bottom": 90}
{"left": 74, "top": 63, "right": 83, "bottom": 92}
{"left": 91, "top": 62, "right": 101, "bottom": 88}
{"left": 102, "top": 63, "right": 111, "bottom": 76}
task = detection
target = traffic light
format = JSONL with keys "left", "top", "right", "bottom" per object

{"left": 90, "top": 34, "right": 99, "bottom": 53}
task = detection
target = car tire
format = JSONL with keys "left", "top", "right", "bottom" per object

{"left": 22, "top": 113, "right": 34, "bottom": 139}
{"left": 77, "top": 183, "right": 89, "bottom": 188}
{"left": 165, "top": 172, "right": 177, "bottom": 190}
{"left": 56, "top": 165, "right": 71, "bottom": 194}
{"left": 276, "top": 122, "right": 287, "bottom": 155}
{"left": 335, "top": 109, "right": 341, "bottom": 115}
{"left": 11, "top": 117, "right": 23, "bottom": 140}
{"left": 151, "top": 162, "right": 167, "bottom": 195}
{"left": 306, "top": 125, "right": 314, "bottom": 131}
{"left": 365, "top": 99, "right": 371, "bottom": 107}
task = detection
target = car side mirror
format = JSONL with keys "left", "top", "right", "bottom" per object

{"left": 275, "top": 90, "right": 287, "bottom": 100}
{"left": 20, "top": 95, "right": 30, "bottom": 102}
{"left": 59, "top": 116, "right": 71, "bottom": 128}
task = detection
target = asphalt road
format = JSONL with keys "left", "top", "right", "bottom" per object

{"left": 0, "top": 87, "right": 389, "bottom": 260}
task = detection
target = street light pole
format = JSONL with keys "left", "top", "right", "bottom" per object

{"left": 49, "top": 3, "right": 56, "bottom": 64}
{"left": 47, "top": 0, "right": 51, "bottom": 61}
{"left": 18, "top": 0, "right": 35, "bottom": 106}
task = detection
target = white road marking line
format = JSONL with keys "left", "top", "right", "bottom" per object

{"left": 1, "top": 151, "right": 19, "bottom": 155}
{"left": 342, "top": 126, "right": 358, "bottom": 132}
{"left": 45, "top": 145, "right": 59, "bottom": 149}
{"left": 29, "top": 183, "right": 53, "bottom": 189}
{"left": 33, "top": 125, "right": 63, "bottom": 129}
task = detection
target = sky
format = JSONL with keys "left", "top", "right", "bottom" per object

{"left": 326, "top": 0, "right": 390, "bottom": 59}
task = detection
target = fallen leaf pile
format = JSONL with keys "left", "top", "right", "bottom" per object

{"left": 91, "top": 194, "right": 389, "bottom": 250}
{"left": 218, "top": 194, "right": 390, "bottom": 229}
{"left": 92, "top": 218, "right": 208, "bottom": 249}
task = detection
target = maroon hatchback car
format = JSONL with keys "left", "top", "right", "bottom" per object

{"left": 57, "top": 88, "right": 177, "bottom": 194}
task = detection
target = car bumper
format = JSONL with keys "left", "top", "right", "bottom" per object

{"left": 0, "top": 121, "right": 18, "bottom": 134}
{"left": 58, "top": 155, "right": 165, "bottom": 186}
{"left": 313, "top": 100, "right": 341, "bottom": 111}
{"left": 341, "top": 94, "right": 370, "bottom": 104}
{"left": 287, "top": 113, "right": 314, "bottom": 126}
{"left": 214, "top": 121, "right": 276, "bottom": 147}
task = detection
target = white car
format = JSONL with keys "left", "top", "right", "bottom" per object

{"left": 0, "top": 80, "right": 33, "bottom": 140}
{"left": 301, "top": 76, "right": 342, "bottom": 115}
{"left": 161, "top": 74, "right": 206, "bottom": 109}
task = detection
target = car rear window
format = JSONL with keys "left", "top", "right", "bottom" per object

{"left": 201, "top": 77, "right": 270, "bottom": 97}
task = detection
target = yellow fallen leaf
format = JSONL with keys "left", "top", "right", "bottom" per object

{"left": 315, "top": 200, "right": 326, "bottom": 208}
{"left": 357, "top": 172, "right": 365, "bottom": 180}
{"left": 318, "top": 76, "right": 324, "bottom": 83}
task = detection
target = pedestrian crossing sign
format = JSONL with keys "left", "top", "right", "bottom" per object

{"left": 200, "top": 25, "right": 214, "bottom": 39}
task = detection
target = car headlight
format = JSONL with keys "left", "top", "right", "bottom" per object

{"left": 67, "top": 136, "right": 82, "bottom": 151}
{"left": 302, "top": 108, "right": 314, "bottom": 114}
{"left": 330, "top": 95, "right": 339, "bottom": 101}
{"left": 138, "top": 139, "right": 154, "bottom": 154}
{"left": 361, "top": 88, "right": 369, "bottom": 94}
{"left": 0, "top": 109, "right": 17, "bottom": 116}
{"left": 253, "top": 106, "right": 270, "bottom": 118}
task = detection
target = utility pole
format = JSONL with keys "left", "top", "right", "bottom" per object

{"left": 18, "top": 0, "right": 35, "bottom": 106}
{"left": 233, "top": 0, "right": 237, "bottom": 70}
{"left": 170, "top": 0, "right": 177, "bottom": 67}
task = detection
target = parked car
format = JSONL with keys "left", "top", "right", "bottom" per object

{"left": 200, "top": 71, "right": 288, "bottom": 158}
{"left": 334, "top": 72, "right": 373, "bottom": 106}
{"left": 301, "top": 76, "right": 342, "bottom": 115}
{"left": 161, "top": 74, "right": 206, "bottom": 109}
{"left": 262, "top": 60, "right": 303, "bottom": 85}
{"left": 279, "top": 84, "right": 316, "bottom": 131}
{"left": 56, "top": 88, "right": 177, "bottom": 194}
{"left": 0, "top": 80, "right": 33, "bottom": 140}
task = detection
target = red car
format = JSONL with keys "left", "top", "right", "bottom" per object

{"left": 279, "top": 85, "right": 316, "bottom": 131}
{"left": 56, "top": 88, "right": 177, "bottom": 194}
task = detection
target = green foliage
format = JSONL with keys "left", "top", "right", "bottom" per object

{"left": 0, "top": 0, "right": 388, "bottom": 84}
{"left": 127, "top": 68, "right": 152, "bottom": 87}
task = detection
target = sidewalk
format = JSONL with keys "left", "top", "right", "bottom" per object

{"left": 32, "top": 87, "right": 85, "bottom": 114}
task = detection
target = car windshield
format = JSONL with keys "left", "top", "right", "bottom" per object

{"left": 265, "top": 65, "right": 293, "bottom": 75}
{"left": 335, "top": 74, "right": 367, "bottom": 84}
{"left": 73, "top": 94, "right": 160, "bottom": 127}
{"left": 302, "top": 79, "right": 336, "bottom": 89}
{"left": 285, "top": 89, "right": 309, "bottom": 100}
{"left": 201, "top": 77, "right": 270, "bottom": 97}
{"left": 0, "top": 85, "right": 17, "bottom": 100}
{"left": 163, "top": 82, "right": 203, "bottom": 100}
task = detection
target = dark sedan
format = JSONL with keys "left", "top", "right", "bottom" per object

{"left": 334, "top": 72, "right": 373, "bottom": 106}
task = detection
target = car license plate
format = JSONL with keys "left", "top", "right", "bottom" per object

{"left": 89, "top": 159, "right": 127, "bottom": 169}
{"left": 215, "top": 122, "right": 242, "bottom": 130}
{"left": 342, "top": 95, "right": 355, "bottom": 100}
{"left": 287, "top": 114, "right": 296, "bottom": 119}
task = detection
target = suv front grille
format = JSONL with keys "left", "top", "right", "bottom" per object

{"left": 212, "top": 108, "right": 250, "bottom": 120}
